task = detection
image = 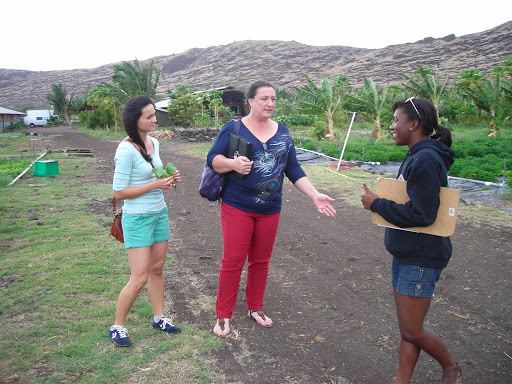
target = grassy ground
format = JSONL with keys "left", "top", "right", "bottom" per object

{"left": 0, "top": 126, "right": 510, "bottom": 382}
{"left": 0, "top": 142, "right": 223, "bottom": 383}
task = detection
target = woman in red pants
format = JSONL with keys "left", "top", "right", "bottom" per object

{"left": 206, "top": 81, "right": 337, "bottom": 337}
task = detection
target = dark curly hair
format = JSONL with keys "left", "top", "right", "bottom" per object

{"left": 122, "top": 95, "right": 154, "bottom": 162}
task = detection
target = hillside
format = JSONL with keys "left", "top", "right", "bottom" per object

{"left": 1, "top": 21, "right": 511, "bottom": 108}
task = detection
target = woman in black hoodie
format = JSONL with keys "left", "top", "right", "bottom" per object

{"left": 361, "top": 98, "right": 462, "bottom": 384}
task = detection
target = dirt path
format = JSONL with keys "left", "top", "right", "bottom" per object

{"left": 33, "top": 127, "right": 512, "bottom": 384}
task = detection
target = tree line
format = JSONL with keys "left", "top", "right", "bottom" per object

{"left": 44, "top": 56, "right": 512, "bottom": 139}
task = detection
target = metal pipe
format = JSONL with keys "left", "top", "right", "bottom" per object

{"left": 8, "top": 152, "right": 47, "bottom": 186}
{"left": 448, "top": 176, "right": 507, "bottom": 188}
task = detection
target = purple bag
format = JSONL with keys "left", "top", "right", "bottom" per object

{"left": 198, "top": 119, "right": 242, "bottom": 202}
{"left": 198, "top": 164, "right": 226, "bottom": 202}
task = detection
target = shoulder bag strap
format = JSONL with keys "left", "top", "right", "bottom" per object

{"left": 233, "top": 119, "right": 241, "bottom": 135}
{"left": 124, "top": 138, "right": 154, "bottom": 168}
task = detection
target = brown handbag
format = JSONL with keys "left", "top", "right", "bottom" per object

{"left": 110, "top": 198, "right": 124, "bottom": 243}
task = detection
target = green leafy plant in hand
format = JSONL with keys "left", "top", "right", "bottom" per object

{"left": 153, "top": 163, "right": 177, "bottom": 188}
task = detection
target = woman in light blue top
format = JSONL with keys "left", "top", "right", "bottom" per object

{"left": 109, "top": 95, "right": 182, "bottom": 347}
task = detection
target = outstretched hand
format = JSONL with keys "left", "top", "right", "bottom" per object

{"left": 361, "top": 184, "right": 378, "bottom": 210}
{"left": 313, "top": 194, "right": 336, "bottom": 217}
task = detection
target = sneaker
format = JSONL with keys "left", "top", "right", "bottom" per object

{"left": 109, "top": 325, "right": 132, "bottom": 347}
{"left": 153, "top": 317, "right": 181, "bottom": 334}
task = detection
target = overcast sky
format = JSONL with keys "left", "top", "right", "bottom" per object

{"left": 2, "top": 0, "right": 510, "bottom": 72}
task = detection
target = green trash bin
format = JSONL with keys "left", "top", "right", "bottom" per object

{"left": 33, "top": 160, "right": 59, "bottom": 177}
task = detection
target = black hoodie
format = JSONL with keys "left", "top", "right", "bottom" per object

{"left": 370, "top": 139, "right": 455, "bottom": 269}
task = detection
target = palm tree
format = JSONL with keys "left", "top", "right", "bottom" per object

{"left": 110, "top": 59, "right": 161, "bottom": 101}
{"left": 347, "top": 77, "right": 389, "bottom": 141}
{"left": 401, "top": 66, "right": 449, "bottom": 116}
{"left": 46, "top": 83, "right": 75, "bottom": 124}
{"left": 461, "top": 75, "right": 509, "bottom": 136}
{"left": 454, "top": 69, "right": 485, "bottom": 91}
{"left": 454, "top": 68, "right": 486, "bottom": 118}
{"left": 296, "top": 74, "right": 351, "bottom": 140}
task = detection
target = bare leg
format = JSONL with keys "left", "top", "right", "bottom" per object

{"left": 147, "top": 240, "right": 168, "bottom": 316}
{"left": 393, "top": 287, "right": 459, "bottom": 384}
{"left": 114, "top": 246, "right": 152, "bottom": 325}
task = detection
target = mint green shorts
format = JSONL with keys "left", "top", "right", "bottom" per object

{"left": 122, "top": 207, "right": 170, "bottom": 249}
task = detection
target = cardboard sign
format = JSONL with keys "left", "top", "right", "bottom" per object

{"left": 372, "top": 178, "right": 460, "bottom": 237}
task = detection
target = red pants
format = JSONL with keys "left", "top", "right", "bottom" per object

{"left": 216, "top": 203, "right": 281, "bottom": 318}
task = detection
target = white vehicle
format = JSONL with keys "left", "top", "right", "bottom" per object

{"left": 23, "top": 110, "right": 55, "bottom": 127}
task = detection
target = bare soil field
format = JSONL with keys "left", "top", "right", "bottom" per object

{"left": 27, "top": 127, "right": 512, "bottom": 384}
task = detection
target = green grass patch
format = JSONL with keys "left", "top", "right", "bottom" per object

{"left": 74, "top": 125, "right": 127, "bottom": 141}
{"left": 0, "top": 136, "right": 223, "bottom": 383}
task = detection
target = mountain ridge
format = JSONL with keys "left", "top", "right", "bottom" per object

{"left": 1, "top": 21, "right": 511, "bottom": 108}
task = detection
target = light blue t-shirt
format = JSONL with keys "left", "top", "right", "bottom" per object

{"left": 113, "top": 137, "right": 166, "bottom": 214}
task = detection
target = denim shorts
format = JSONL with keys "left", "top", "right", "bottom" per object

{"left": 122, "top": 207, "right": 170, "bottom": 249}
{"left": 391, "top": 257, "right": 443, "bottom": 298}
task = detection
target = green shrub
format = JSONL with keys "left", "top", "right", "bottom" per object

{"left": 194, "top": 113, "right": 211, "bottom": 128}
{"left": 2, "top": 122, "right": 26, "bottom": 132}
{"left": 168, "top": 94, "right": 202, "bottom": 127}
{"left": 387, "top": 148, "right": 409, "bottom": 161}
{"left": 453, "top": 165, "right": 497, "bottom": 182}
{"left": 321, "top": 144, "right": 341, "bottom": 158}
{"left": 78, "top": 111, "right": 89, "bottom": 126}
{"left": 363, "top": 149, "right": 389, "bottom": 164}
{"left": 297, "top": 139, "right": 317, "bottom": 151}
{"left": 218, "top": 106, "right": 235, "bottom": 125}
{"left": 450, "top": 154, "right": 505, "bottom": 182}
{"left": 310, "top": 124, "right": 326, "bottom": 140}
{"left": 0, "top": 157, "right": 32, "bottom": 186}
{"left": 46, "top": 115, "right": 65, "bottom": 127}
{"left": 275, "top": 114, "right": 317, "bottom": 127}
{"left": 341, "top": 150, "right": 361, "bottom": 161}
{"left": 453, "top": 138, "right": 512, "bottom": 159}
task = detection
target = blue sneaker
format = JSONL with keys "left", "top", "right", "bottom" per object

{"left": 109, "top": 325, "right": 132, "bottom": 347}
{"left": 153, "top": 317, "right": 181, "bottom": 334}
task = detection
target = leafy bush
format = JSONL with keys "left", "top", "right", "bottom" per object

{"left": 167, "top": 94, "right": 202, "bottom": 127}
{"left": 194, "top": 113, "right": 211, "bottom": 128}
{"left": 310, "top": 124, "right": 326, "bottom": 140}
{"left": 78, "top": 110, "right": 103, "bottom": 129}
{"left": 2, "top": 122, "right": 26, "bottom": 132}
{"left": 78, "top": 111, "right": 89, "bottom": 127}
{"left": 449, "top": 154, "right": 506, "bottom": 182}
{"left": 275, "top": 114, "right": 317, "bottom": 127}
{"left": 450, "top": 138, "right": 511, "bottom": 182}
{"left": 363, "top": 149, "right": 389, "bottom": 164}
{"left": 387, "top": 148, "right": 409, "bottom": 161}
{"left": 46, "top": 115, "right": 64, "bottom": 127}
{"left": 453, "top": 138, "right": 512, "bottom": 159}
{"left": 274, "top": 98, "right": 298, "bottom": 116}
{"left": 301, "top": 140, "right": 317, "bottom": 151}
{"left": 320, "top": 144, "right": 341, "bottom": 158}
{"left": 218, "top": 106, "right": 235, "bottom": 125}
{"left": 0, "top": 157, "right": 32, "bottom": 186}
